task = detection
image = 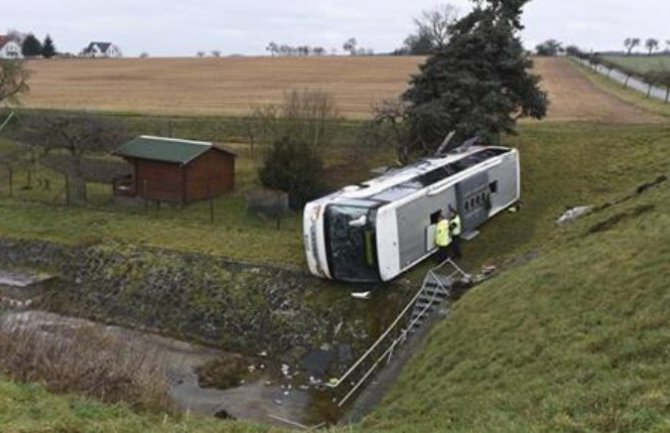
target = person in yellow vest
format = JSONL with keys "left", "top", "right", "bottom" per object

{"left": 435, "top": 210, "right": 451, "bottom": 262}
{"left": 448, "top": 206, "right": 462, "bottom": 259}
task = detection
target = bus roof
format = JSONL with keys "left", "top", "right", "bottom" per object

{"left": 322, "top": 145, "right": 512, "bottom": 205}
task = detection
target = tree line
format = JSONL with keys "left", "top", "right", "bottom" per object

{"left": 623, "top": 37, "right": 670, "bottom": 56}
{"left": 5, "top": 30, "right": 57, "bottom": 58}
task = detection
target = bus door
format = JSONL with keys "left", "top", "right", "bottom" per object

{"left": 456, "top": 172, "right": 491, "bottom": 233}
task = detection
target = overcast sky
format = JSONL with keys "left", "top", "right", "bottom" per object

{"left": 4, "top": 0, "right": 670, "bottom": 57}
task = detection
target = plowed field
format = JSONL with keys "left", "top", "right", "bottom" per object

{"left": 21, "top": 56, "right": 663, "bottom": 123}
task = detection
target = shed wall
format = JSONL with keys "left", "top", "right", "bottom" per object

{"left": 184, "top": 149, "right": 235, "bottom": 202}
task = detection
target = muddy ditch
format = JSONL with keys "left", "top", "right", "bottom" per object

{"left": 0, "top": 238, "right": 416, "bottom": 426}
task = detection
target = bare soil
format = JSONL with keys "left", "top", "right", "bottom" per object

{"left": 21, "top": 56, "right": 664, "bottom": 123}
{"left": 531, "top": 57, "right": 664, "bottom": 124}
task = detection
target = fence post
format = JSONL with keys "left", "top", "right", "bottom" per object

{"left": 64, "top": 174, "right": 70, "bottom": 206}
{"left": 8, "top": 166, "right": 13, "bottom": 198}
{"left": 208, "top": 182, "right": 214, "bottom": 224}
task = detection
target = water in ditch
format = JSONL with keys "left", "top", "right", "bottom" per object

{"left": 0, "top": 274, "right": 416, "bottom": 428}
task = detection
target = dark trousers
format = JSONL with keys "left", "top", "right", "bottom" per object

{"left": 437, "top": 245, "right": 449, "bottom": 263}
{"left": 450, "top": 235, "right": 462, "bottom": 259}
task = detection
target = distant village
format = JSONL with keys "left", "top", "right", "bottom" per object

{"left": 0, "top": 30, "right": 120, "bottom": 59}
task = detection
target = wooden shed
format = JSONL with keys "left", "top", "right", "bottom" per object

{"left": 112, "top": 136, "right": 236, "bottom": 204}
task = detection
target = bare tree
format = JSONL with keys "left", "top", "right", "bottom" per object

{"left": 646, "top": 38, "right": 659, "bottom": 56}
{"left": 245, "top": 89, "right": 340, "bottom": 149}
{"left": 343, "top": 38, "right": 357, "bottom": 55}
{"left": 196, "top": 51, "right": 205, "bottom": 57}
{"left": 211, "top": 49, "right": 222, "bottom": 57}
{"left": 0, "top": 60, "right": 30, "bottom": 106}
{"left": 360, "top": 98, "right": 413, "bottom": 164}
{"left": 414, "top": 4, "right": 458, "bottom": 50}
{"left": 11, "top": 114, "right": 124, "bottom": 204}
{"left": 624, "top": 37, "right": 640, "bottom": 55}
{"left": 266, "top": 41, "right": 278, "bottom": 56}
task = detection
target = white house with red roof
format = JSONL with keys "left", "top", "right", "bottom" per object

{"left": 0, "top": 36, "right": 23, "bottom": 59}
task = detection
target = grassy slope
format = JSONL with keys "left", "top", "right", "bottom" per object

{"left": 603, "top": 55, "right": 670, "bottom": 74}
{"left": 364, "top": 177, "right": 670, "bottom": 433}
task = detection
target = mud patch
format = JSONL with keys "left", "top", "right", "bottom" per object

{"left": 588, "top": 205, "right": 655, "bottom": 234}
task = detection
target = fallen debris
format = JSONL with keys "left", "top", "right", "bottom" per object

{"left": 556, "top": 205, "right": 593, "bottom": 225}
{"left": 351, "top": 291, "right": 371, "bottom": 300}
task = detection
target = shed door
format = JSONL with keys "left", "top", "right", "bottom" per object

{"left": 456, "top": 172, "right": 491, "bottom": 233}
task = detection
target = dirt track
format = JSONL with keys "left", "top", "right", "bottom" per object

{"left": 532, "top": 57, "right": 664, "bottom": 124}
{"left": 21, "top": 56, "right": 664, "bottom": 123}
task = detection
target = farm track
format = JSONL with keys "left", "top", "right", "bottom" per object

{"left": 532, "top": 57, "right": 664, "bottom": 124}
{"left": 21, "top": 56, "right": 665, "bottom": 123}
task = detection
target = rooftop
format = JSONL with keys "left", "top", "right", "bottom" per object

{"left": 114, "top": 135, "right": 235, "bottom": 165}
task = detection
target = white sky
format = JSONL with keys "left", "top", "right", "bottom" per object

{"left": 4, "top": 0, "right": 670, "bottom": 57}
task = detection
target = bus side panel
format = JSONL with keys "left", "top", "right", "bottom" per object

{"left": 376, "top": 206, "right": 401, "bottom": 281}
{"left": 456, "top": 172, "right": 490, "bottom": 234}
{"left": 396, "top": 188, "right": 457, "bottom": 271}
{"left": 487, "top": 152, "right": 519, "bottom": 214}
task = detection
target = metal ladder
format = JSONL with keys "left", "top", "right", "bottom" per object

{"left": 326, "top": 258, "right": 470, "bottom": 407}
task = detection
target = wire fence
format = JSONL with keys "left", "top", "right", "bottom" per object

{"left": 573, "top": 57, "right": 670, "bottom": 103}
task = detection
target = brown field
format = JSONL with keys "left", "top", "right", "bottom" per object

{"left": 22, "top": 56, "right": 422, "bottom": 119}
{"left": 532, "top": 57, "right": 663, "bottom": 124}
{"left": 21, "top": 56, "right": 663, "bottom": 122}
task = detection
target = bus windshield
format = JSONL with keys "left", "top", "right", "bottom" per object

{"left": 325, "top": 204, "right": 379, "bottom": 282}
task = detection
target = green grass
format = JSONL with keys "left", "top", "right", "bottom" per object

{"left": 364, "top": 163, "right": 670, "bottom": 433}
{"left": 0, "top": 126, "right": 389, "bottom": 267}
{"left": 571, "top": 60, "right": 670, "bottom": 118}
{"left": 1, "top": 121, "right": 669, "bottom": 432}
{"left": 603, "top": 55, "right": 670, "bottom": 74}
{"left": 0, "top": 378, "right": 277, "bottom": 433}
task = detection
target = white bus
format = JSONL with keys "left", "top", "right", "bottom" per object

{"left": 303, "top": 145, "right": 520, "bottom": 283}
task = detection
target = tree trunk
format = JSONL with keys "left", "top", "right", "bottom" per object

{"left": 665, "top": 87, "right": 669, "bottom": 104}
{"left": 647, "top": 83, "right": 653, "bottom": 98}
{"left": 623, "top": 74, "right": 630, "bottom": 88}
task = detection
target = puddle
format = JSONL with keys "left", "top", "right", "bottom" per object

{"left": 0, "top": 310, "right": 324, "bottom": 428}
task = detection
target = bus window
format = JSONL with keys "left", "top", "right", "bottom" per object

{"left": 490, "top": 181, "right": 498, "bottom": 194}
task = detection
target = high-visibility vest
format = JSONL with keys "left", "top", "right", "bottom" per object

{"left": 435, "top": 219, "right": 451, "bottom": 247}
{"left": 451, "top": 214, "right": 462, "bottom": 236}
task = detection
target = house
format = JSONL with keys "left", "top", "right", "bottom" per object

{"left": 112, "top": 136, "right": 236, "bottom": 204}
{"left": 82, "top": 41, "right": 120, "bottom": 58}
{"left": 0, "top": 36, "right": 23, "bottom": 59}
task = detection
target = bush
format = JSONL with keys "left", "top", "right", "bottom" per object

{"left": 258, "top": 136, "right": 324, "bottom": 210}
{"left": 0, "top": 322, "right": 172, "bottom": 413}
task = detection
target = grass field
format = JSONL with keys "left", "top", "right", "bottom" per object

{"left": 603, "top": 54, "right": 670, "bottom": 74}
{"left": 2, "top": 57, "right": 670, "bottom": 432}
{"left": 2, "top": 121, "right": 669, "bottom": 432}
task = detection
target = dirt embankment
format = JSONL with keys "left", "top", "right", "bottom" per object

{"left": 532, "top": 57, "right": 664, "bottom": 124}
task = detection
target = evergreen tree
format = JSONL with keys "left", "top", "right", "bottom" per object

{"left": 258, "top": 136, "right": 324, "bottom": 209}
{"left": 403, "top": 0, "right": 547, "bottom": 150}
{"left": 42, "top": 35, "right": 56, "bottom": 58}
{"left": 21, "top": 34, "right": 43, "bottom": 57}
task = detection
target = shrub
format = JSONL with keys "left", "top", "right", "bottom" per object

{"left": 258, "top": 136, "right": 324, "bottom": 210}
{"left": 0, "top": 322, "right": 172, "bottom": 412}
